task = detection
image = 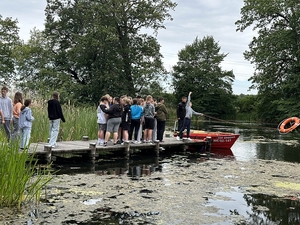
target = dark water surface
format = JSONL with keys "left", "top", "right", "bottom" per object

{"left": 49, "top": 122, "right": 300, "bottom": 225}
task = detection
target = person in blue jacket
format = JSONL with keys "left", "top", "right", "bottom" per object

{"left": 19, "top": 99, "right": 34, "bottom": 150}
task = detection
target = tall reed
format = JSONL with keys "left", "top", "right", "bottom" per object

{"left": 0, "top": 140, "right": 53, "bottom": 208}
{"left": 31, "top": 104, "right": 98, "bottom": 143}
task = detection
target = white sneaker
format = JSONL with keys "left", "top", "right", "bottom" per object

{"left": 176, "top": 136, "right": 181, "bottom": 141}
{"left": 187, "top": 138, "right": 192, "bottom": 141}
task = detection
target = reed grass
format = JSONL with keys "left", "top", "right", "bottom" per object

{"left": 0, "top": 140, "right": 53, "bottom": 209}
{"left": 30, "top": 104, "right": 98, "bottom": 143}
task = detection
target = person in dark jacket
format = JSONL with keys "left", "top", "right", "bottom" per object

{"left": 155, "top": 97, "right": 168, "bottom": 142}
{"left": 48, "top": 91, "right": 65, "bottom": 148}
{"left": 176, "top": 96, "right": 187, "bottom": 131}
{"left": 103, "top": 97, "right": 122, "bottom": 146}
{"left": 121, "top": 97, "right": 131, "bottom": 143}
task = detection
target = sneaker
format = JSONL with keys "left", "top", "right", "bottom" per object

{"left": 103, "top": 142, "right": 107, "bottom": 146}
{"left": 116, "top": 140, "right": 122, "bottom": 144}
{"left": 176, "top": 136, "right": 181, "bottom": 141}
{"left": 187, "top": 138, "right": 192, "bottom": 141}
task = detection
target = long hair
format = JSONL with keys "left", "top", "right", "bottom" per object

{"left": 13, "top": 92, "right": 23, "bottom": 104}
{"left": 21, "top": 99, "right": 32, "bottom": 111}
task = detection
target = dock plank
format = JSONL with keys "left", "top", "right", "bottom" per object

{"left": 27, "top": 137, "right": 209, "bottom": 162}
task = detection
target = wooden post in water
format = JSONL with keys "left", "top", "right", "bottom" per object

{"left": 205, "top": 136, "right": 212, "bottom": 159}
{"left": 123, "top": 141, "right": 130, "bottom": 159}
{"left": 44, "top": 145, "right": 52, "bottom": 163}
{"left": 89, "top": 143, "right": 96, "bottom": 161}
{"left": 154, "top": 140, "right": 160, "bottom": 157}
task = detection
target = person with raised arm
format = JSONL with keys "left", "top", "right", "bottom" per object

{"left": 177, "top": 92, "right": 203, "bottom": 141}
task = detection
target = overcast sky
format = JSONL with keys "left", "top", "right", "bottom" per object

{"left": 0, "top": 0, "right": 257, "bottom": 95}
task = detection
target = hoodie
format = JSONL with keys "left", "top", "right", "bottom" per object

{"left": 185, "top": 94, "right": 202, "bottom": 119}
{"left": 19, "top": 107, "right": 34, "bottom": 129}
{"left": 47, "top": 99, "right": 65, "bottom": 122}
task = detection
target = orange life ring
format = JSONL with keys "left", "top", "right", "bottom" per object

{"left": 279, "top": 117, "right": 300, "bottom": 133}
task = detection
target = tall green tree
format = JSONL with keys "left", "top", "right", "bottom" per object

{"left": 0, "top": 15, "right": 20, "bottom": 85}
{"left": 172, "top": 36, "right": 235, "bottom": 117}
{"left": 13, "top": 29, "right": 75, "bottom": 101}
{"left": 26, "top": 0, "right": 176, "bottom": 103}
{"left": 236, "top": 0, "right": 300, "bottom": 121}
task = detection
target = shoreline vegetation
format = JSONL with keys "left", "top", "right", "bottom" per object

{"left": 0, "top": 140, "right": 53, "bottom": 209}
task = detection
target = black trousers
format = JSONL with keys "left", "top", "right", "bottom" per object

{"left": 157, "top": 120, "right": 166, "bottom": 141}
{"left": 129, "top": 119, "right": 140, "bottom": 140}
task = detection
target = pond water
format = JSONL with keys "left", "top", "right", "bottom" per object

{"left": 48, "top": 122, "right": 300, "bottom": 225}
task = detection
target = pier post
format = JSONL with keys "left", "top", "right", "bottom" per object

{"left": 205, "top": 137, "right": 212, "bottom": 159}
{"left": 82, "top": 136, "right": 89, "bottom": 141}
{"left": 124, "top": 141, "right": 130, "bottom": 159}
{"left": 44, "top": 145, "right": 52, "bottom": 163}
{"left": 89, "top": 143, "right": 96, "bottom": 161}
{"left": 154, "top": 140, "right": 160, "bottom": 157}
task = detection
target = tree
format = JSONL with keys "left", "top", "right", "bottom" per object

{"left": 236, "top": 0, "right": 300, "bottom": 121}
{"left": 172, "top": 36, "right": 236, "bottom": 117}
{"left": 0, "top": 15, "right": 20, "bottom": 85}
{"left": 13, "top": 28, "right": 75, "bottom": 102}
{"left": 26, "top": 0, "right": 176, "bottom": 103}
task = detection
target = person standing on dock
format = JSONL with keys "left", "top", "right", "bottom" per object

{"left": 155, "top": 97, "right": 168, "bottom": 142}
{"left": 143, "top": 95, "right": 155, "bottom": 143}
{"left": 12, "top": 91, "right": 23, "bottom": 141}
{"left": 19, "top": 99, "right": 34, "bottom": 150}
{"left": 47, "top": 91, "right": 65, "bottom": 148}
{"left": 129, "top": 98, "right": 143, "bottom": 143}
{"left": 177, "top": 96, "right": 187, "bottom": 132}
{"left": 97, "top": 96, "right": 109, "bottom": 145}
{"left": 103, "top": 97, "right": 122, "bottom": 146}
{"left": 121, "top": 97, "right": 132, "bottom": 144}
{"left": 177, "top": 92, "right": 203, "bottom": 141}
{"left": 0, "top": 86, "right": 13, "bottom": 141}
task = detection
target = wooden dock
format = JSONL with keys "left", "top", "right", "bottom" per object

{"left": 27, "top": 136, "right": 211, "bottom": 163}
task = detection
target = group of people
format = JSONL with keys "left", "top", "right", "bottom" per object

{"left": 0, "top": 88, "right": 65, "bottom": 150}
{"left": 0, "top": 87, "right": 202, "bottom": 150}
{"left": 0, "top": 87, "right": 34, "bottom": 150}
{"left": 96, "top": 94, "right": 168, "bottom": 146}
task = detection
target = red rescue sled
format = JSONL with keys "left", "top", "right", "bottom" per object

{"left": 174, "top": 130, "right": 239, "bottom": 150}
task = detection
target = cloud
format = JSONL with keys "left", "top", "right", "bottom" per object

{"left": 0, "top": 0, "right": 46, "bottom": 41}
{"left": 156, "top": 0, "right": 257, "bottom": 94}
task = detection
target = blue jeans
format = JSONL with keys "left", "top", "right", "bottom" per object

{"left": 49, "top": 119, "right": 60, "bottom": 146}
{"left": 11, "top": 117, "right": 20, "bottom": 141}
{"left": 20, "top": 127, "right": 31, "bottom": 149}
{"left": 0, "top": 120, "right": 11, "bottom": 141}
{"left": 179, "top": 118, "right": 191, "bottom": 139}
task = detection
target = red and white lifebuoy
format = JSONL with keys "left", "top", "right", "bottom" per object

{"left": 279, "top": 117, "right": 300, "bottom": 133}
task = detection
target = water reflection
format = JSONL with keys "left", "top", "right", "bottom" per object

{"left": 206, "top": 187, "right": 300, "bottom": 225}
